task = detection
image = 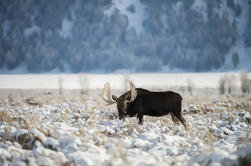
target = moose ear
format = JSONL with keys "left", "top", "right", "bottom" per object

{"left": 112, "top": 95, "right": 118, "bottom": 102}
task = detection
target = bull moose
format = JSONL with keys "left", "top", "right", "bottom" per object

{"left": 101, "top": 81, "right": 188, "bottom": 130}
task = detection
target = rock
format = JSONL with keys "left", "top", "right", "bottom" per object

{"left": 230, "top": 125, "right": 238, "bottom": 131}
{"left": 183, "top": 104, "right": 200, "bottom": 114}
{"left": 30, "top": 129, "right": 47, "bottom": 143}
{"left": 217, "top": 121, "right": 229, "bottom": 128}
{"left": 93, "top": 109, "right": 100, "bottom": 115}
{"left": 52, "top": 152, "right": 68, "bottom": 166}
{"left": 67, "top": 152, "right": 91, "bottom": 166}
{"left": 209, "top": 124, "right": 218, "bottom": 132}
{"left": 94, "top": 135, "right": 103, "bottom": 146}
{"left": 204, "top": 106, "right": 215, "bottom": 113}
{"left": 132, "top": 138, "right": 153, "bottom": 151}
{"left": 189, "top": 104, "right": 199, "bottom": 114}
{"left": 221, "top": 111, "right": 228, "bottom": 119}
{"left": 80, "top": 113, "right": 89, "bottom": 120}
{"left": 244, "top": 116, "right": 251, "bottom": 124}
{"left": 36, "top": 156, "right": 53, "bottom": 166}
{"left": 238, "top": 111, "right": 246, "bottom": 117}
{"left": 25, "top": 157, "right": 37, "bottom": 166}
{"left": 12, "top": 160, "right": 26, "bottom": 166}
{"left": 43, "top": 137, "right": 59, "bottom": 151}
{"left": 221, "top": 127, "right": 232, "bottom": 135}
{"left": 0, "top": 148, "right": 11, "bottom": 159}
{"left": 15, "top": 129, "right": 35, "bottom": 149}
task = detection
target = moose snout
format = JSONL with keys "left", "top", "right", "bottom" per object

{"left": 119, "top": 114, "right": 125, "bottom": 121}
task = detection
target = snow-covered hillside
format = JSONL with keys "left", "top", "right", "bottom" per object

{"left": 0, "top": 0, "right": 250, "bottom": 73}
{"left": 0, "top": 90, "right": 250, "bottom": 166}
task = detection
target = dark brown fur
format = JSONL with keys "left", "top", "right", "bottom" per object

{"left": 112, "top": 88, "right": 188, "bottom": 130}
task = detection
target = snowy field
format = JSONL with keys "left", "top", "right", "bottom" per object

{"left": 0, "top": 73, "right": 251, "bottom": 166}
{"left": 0, "top": 72, "right": 250, "bottom": 89}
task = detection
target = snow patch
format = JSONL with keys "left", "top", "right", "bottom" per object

{"left": 172, "top": 1, "right": 183, "bottom": 15}
{"left": 23, "top": 25, "right": 40, "bottom": 37}
{"left": 59, "top": 18, "right": 73, "bottom": 38}
{"left": 191, "top": 0, "right": 208, "bottom": 21}
{"left": 104, "top": 0, "right": 146, "bottom": 36}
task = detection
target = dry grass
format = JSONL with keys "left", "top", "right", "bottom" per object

{"left": 0, "top": 89, "right": 89, "bottom": 105}
{"left": 0, "top": 109, "right": 13, "bottom": 123}
{"left": 1, "top": 89, "right": 250, "bottom": 142}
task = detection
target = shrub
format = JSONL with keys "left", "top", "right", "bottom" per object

{"left": 79, "top": 73, "right": 88, "bottom": 94}
{"left": 58, "top": 76, "right": 63, "bottom": 95}
{"left": 186, "top": 79, "right": 194, "bottom": 95}
{"left": 219, "top": 76, "right": 226, "bottom": 94}
{"left": 240, "top": 72, "right": 250, "bottom": 93}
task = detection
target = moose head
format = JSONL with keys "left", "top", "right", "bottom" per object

{"left": 101, "top": 81, "right": 137, "bottom": 120}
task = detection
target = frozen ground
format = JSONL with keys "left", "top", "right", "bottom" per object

{"left": 0, "top": 88, "right": 250, "bottom": 166}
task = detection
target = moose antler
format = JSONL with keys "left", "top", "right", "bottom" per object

{"left": 126, "top": 81, "right": 137, "bottom": 103}
{"left": 101, "top": 82, "right": 116, "bottom": 105}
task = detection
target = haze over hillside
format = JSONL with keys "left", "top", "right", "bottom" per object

{"left": 0, "top": 0, "right": 251, "bottom": 73}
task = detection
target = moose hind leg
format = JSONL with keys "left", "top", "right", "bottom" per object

{"left": 175, "top": 112, "right": 188, "bottom": 130}
{"left": 170, "top": 113, "right": 179, "bottom": 125}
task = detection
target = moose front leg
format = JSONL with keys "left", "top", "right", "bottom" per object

{"left": 137, "top": 114, "right": 144, "bottom": 125}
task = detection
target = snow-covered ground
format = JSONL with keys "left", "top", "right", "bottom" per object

{"left": 0, "top": 92, "right": 250, "bottom": 165}
{"left": 0, "top": 74, "right": 251, "bottom": 166}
